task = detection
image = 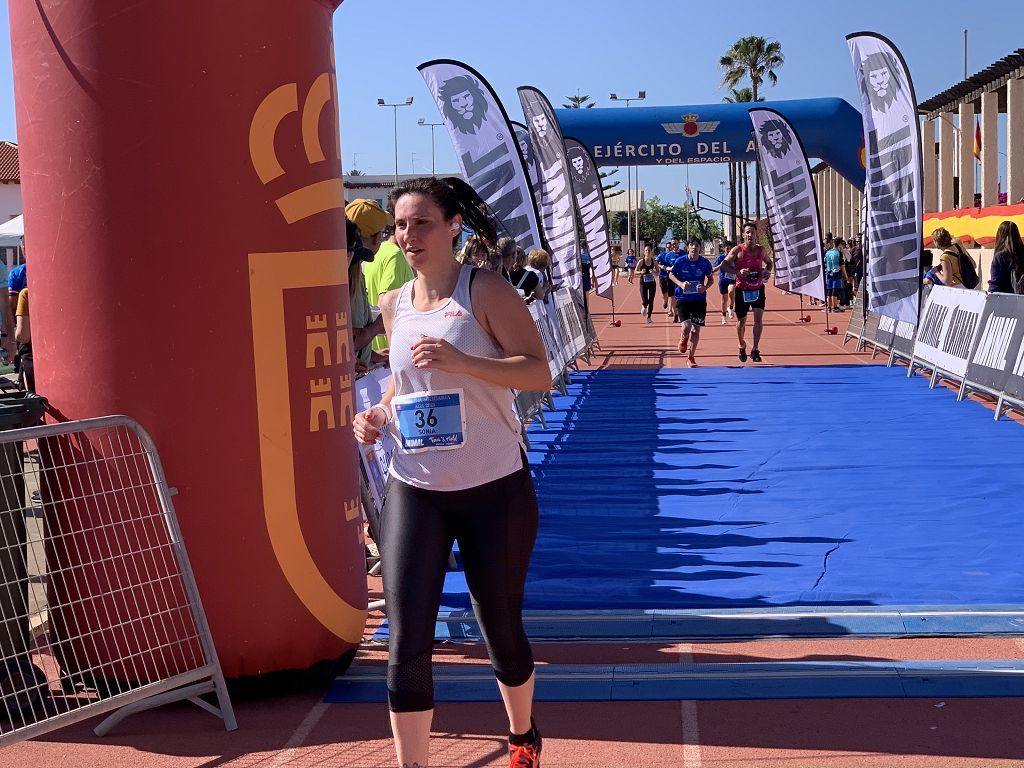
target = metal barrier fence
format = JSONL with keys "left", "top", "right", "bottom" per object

{"left": 0, "top": 416, "right": 235, "bottom": 747}
{"left": 847, "top": 285, "right": 1024, "bottom": 421}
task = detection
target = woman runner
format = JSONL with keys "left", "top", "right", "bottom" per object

{"left": 635, "top": 245, "right": 658, "bottom": 324}
{"left": 352, "top": 176, "right": 549, "bottom": 768}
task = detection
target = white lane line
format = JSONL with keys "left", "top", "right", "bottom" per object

{"left": 266, "top": 700, "right": 330, "bottom": 768}
{"left": 679, "top": 643, "right": 703, "bottom": 768}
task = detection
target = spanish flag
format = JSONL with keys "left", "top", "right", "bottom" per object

{"left": 973, "top": 118, "right": 982, "bottom": 162}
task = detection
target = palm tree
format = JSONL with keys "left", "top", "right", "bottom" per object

{"left": 720, "top": 37, "right": 784, "bottom": 223}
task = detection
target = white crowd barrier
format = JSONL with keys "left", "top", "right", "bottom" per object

{"left": 847, "top": 284, "right": 1024, "bottom": 420}
{"left": 0, "top": 416, "right": 235, "bottom": 748}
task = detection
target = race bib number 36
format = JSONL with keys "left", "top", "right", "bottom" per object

{"left": 393, "top": 389, "right": 466, "bottom": 451}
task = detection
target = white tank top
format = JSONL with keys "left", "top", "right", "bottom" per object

{"left": 387, "top": 265, "right": 524, "bottom": 491}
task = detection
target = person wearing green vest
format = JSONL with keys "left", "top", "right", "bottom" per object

{"left": 347, "top": 198, "right": 415, "bottom": 353}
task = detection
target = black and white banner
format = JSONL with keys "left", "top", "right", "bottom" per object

{"left": 553, "top": 288, "right": 587, "bottom": 360}
{"left": 528, "top": 299, "right": 568, "bottom": 380}
{"left": 518, "top": 86, "right": 582, "bottom": 291}
{"left": 564, "top": 137, "right": 613, "bottom": 298}
{"left": 912, "top": 286, "right": 985, "bottom": 379}
{"left": 965, "top": 293, "right": 1024, "bottom": 401}
{"left": 419, "top": 60, "right": 543, "bottom": 254}
{"left": 749, "top": 108, "right": 825, "bottom": 302}
{"left": 847, "top": 33, "right": 923, "bottom": 326}
{"left": 512, "top": 121, "right": 544, "bottom": 208}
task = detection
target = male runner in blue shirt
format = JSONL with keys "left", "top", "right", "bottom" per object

{"left": 670, "top": 238, "right": 714, "bottom": 367}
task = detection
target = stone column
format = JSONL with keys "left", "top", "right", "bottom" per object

{"left": 1008, "top": 78, "right": 1024, "bottom": 205}
{"left": 831, "top": 169, "right": 840, "bottom": 236}
{"left": 980, "top": 90, "right": 999, "bottom": 207}
{"left": 937, "top": 113, "right": 955, "bottom": 211}
{"left": 819, "top": 169, "right": 827, "bottom": 236}
{"left": 958, "top": 101, "right": 975, "bottom": 208}
{"left": 853, "top": 187, "right": 862, "bottom": 235}
{"left": 839, "top": 179, "right": 849, "bottom": 238}
{"left": 922, "top": 118, "right": 938, "bottom": 213}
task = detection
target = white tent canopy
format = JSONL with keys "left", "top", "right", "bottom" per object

{"left": 0, "top": 215, "right": 23, "bottom": 247}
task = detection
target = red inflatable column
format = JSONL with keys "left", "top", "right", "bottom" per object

{"left": 9, "top": 0, "right": 365, "bottom": 677}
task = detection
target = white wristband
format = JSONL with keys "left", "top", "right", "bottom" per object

{"left": 370, "top": 404, "right": 390, "bottom": 425}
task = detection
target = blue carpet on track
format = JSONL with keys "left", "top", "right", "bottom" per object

{"left": 432, "top": 365, "right": 1024, "bottom": 612}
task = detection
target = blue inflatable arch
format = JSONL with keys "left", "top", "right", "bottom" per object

{"left": 555, "top": 97, "right": 865, "bottom": 188}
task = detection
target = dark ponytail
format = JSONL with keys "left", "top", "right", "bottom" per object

{"left": 388, "top": 176, "right": 501, "bottom": 247}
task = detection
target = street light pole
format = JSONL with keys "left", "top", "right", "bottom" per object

{"left": 610, "top": 90, "right": 646, "bottom": 254}
{"left": 377, "top": 96, "right": 414, "bottom": 186}
{"left": 418, "top": 118, "right": 443, "bottom": 176}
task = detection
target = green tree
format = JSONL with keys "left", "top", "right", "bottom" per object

{"left": 720, "top": 37, "right": 784, "bottom": 223}
{"left": 636, "top": 197, "right": 722, "bottom": 249}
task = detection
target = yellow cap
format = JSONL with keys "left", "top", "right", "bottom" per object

{"left": 345, "top": 198, "right": 394, "bottom": 239}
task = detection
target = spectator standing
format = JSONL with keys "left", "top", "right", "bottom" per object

{"left": 344, "top": 199, "right": 390, "bottom": 366}
{"left": 987, "top": 221, "right": 1024, "bottom": 295}
{"left": 14, "top": 287, "right": 31, "bottom": 391}
{"left": 363, "top": 227, "right": 415, "bottom": 352}
{"left": 509, "top": 248, "right": 542, "bottom": 300}
{"left": 823, "top": 239, "right": 846, "bottom": 313}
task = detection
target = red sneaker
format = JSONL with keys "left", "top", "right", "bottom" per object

{"left": 687, "top": 356, "right": 699, "bottom": 368}
{"left": 509, "top": 736, "right": 542, "bottom": 767}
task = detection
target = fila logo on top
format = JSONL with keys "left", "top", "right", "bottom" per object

{"left": 444, "top": 310, "right": 464, "bottom": 319}
{"left": 662, "top": 113, "right": 721, "bottom": 137}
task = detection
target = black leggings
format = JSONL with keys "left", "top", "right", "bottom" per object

{"left": 640, "top": 280, "right": 656, "bottom": 314}
{"left": 380, "top": 458, "right": 538, "bottom": 712}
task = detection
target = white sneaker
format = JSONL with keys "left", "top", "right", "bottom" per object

{"left": 721, "top": 315, "right": 728, "bottom": 325}
{"left": 727, "top": 308, "right": 733, "bottom": 319}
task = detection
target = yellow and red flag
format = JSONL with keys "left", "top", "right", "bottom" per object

{"left": 973, "top": 118, "right": 982, "bottom": 162}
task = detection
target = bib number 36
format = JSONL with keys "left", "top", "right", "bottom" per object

{"left": 414, "top": 408, "right": 438, "bottom": 429}
{"left": 392, "top": 388, "right": 466, "bottom": 452}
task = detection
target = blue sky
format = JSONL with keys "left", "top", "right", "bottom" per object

{"left": 0, "top": 0, "right": 1017, "bottom": 207}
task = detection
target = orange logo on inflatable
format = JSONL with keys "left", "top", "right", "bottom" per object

{"left": 859, "top": 145, "right": 866, "bottom": 168}
{"left": 246, "top": 54, "right": 365, "bottom": 644}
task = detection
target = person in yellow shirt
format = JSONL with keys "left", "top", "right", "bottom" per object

{"left": 15, "top": 287, "right": 31, "bottom": 391}
{"left": 347, "top": 198, "right": 415, "bottom": 353}
{"left": 363, "top": 231, "right": 414, "bottom": 351}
